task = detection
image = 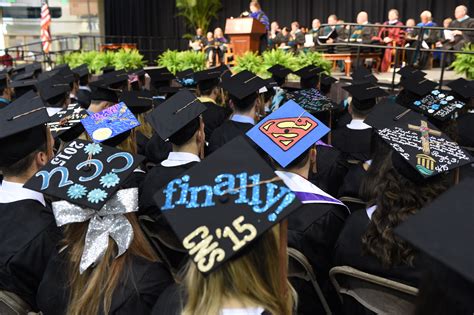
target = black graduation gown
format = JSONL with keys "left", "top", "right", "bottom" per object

{"left": 0, "top": 200, "right": 61, "bottom": 310}
{"left": 457, "top": 113, "right": 474, "bottom": 148}
{"left": 288, "top": 203, "right": 348, "bottom": 314}
{"left": 36, "top": 251, "right": 173, "bottom": 315}
{"left": 201, "top": 101, "right": 231, "bottom": 142}
{"left": 334, "top": 209, "right": 430, "bottom": 287}
{"left": 337, "top": 163, "right": 367, "bottom": 199}
{"left": 76, "top": 88, "right": 92, "bottom": 109}
{"left": 310, "top": 145, "right": 348, "bottom": 197}
{"left": 331, "top": 127, "right": 372, "bottom": 162}
{"left": 207, "top": 120, "right": 254, "bottom": 154}
{"left": 145, "top": 133, "right": 172, "bottom": 165}
{"left": 136, "top": 131, "right": 150, "bottom": 158}
{"left": 139, "top": 162, "right": 198, "bottom": 217}
{"left": 121, "top": 169, "right": 146, "bottom": 190}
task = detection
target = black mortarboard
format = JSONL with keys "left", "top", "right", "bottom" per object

{"left": 397, "top": 65, "right": 426, "bottom": 80}
{"left": 218, "top": 64, "right": 232, "bottom": 81}
{"left": 57, "top": 66, "right": 76, "bottom": 85}
{"left": 0, "top": 91, "right": 50, "bottom": 167}
{"left": 447, "top": 78, "right": 474, "bottom": 101}
{"left": 12, "top": 70, "right": 35, "bottom": 81}
{"left": 146, "top": 67, "right": 175, "bottom": 84}
{"left": 13, "top": 63, "right": 29, "bottom": 74}
{"left": 102, "top": 66, "right": 115, "bottom": 74}
{"left": 267, "top": 64, "right": 292, "bottom": 79}
{"left": 128, "top": 68, "right": 146, "bottom": 77}
{"left": 351, "top": 67, "right": 378, "bottom": 84}
{"left": 176, "top": 69, "right": 194, "bottom": 80}
{"left": 220, "top": 70, "right": 266, "bottom": 100}
{"left": 147, "top": 89, "right": 207, "bottom": 141}
{"left": 37, "top": 75, "right": 71, "bottom": 106}
{"left": 320, "top": 74, "right": 337, "bottom": 87}
{"left": 72, "top": 64, "right": 90, "bottom": 79}
{"left": 90, "top": 86, "right": 119, "bottom": 103}
{"left": 294, "top": 65, "right": 322, "bottom": 80}
{"left": 0, "top": 74, "right": 8, "bottom": 90}
{"left": 157, "top": 86, "right": 183, "bottom": 96}
{"left": 364, "top": 100, "right": 473, "bottom": 179}
{"left": 24, "top": 139, "right": 144, "bottom": 210}
{"left": 411, "top": 89, "right": 466, "bottom": 121}
{"left": 47, "top": 103, "right": 89, "bottom": 141}
{"left": 400, "top": 77, "right": 438, "bottom": 97}
{"left": 10, "top": 79, "right": 37, "bottom": 97}
{"left": 153, "top": 136, "right": 301, "bottom": 274}
{"left": 119, "top": 90, "right": 155, "bottom": 115}
{"left": 343, "top": 83, "right": 387, "bottom": 111}
{"left": 194, "top": 68, "right": 221, "bottom": 91}
{"left": 101, "top": 70, "right": 129, "bottom": 89}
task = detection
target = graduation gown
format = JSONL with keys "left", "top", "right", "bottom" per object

{"left": 36, "top": 251, "right": 173, "bottom": 315}
{"left": 76, "top": 88, "right": 92, "bottom": 109}
{"left": 331, "top": 126, "right": 372, "bottom": 162}
{"left": 207, "top": 120, "right": 254, "bottom": 154}
{"left": 136, "top": 131, "right": 151, "bottom": 158}
{"left": 0, "top": 200, "right": 61, "bottom": 309}
{"left": 200, "top": 100, "right": 231, "bottom": 142}
{"left": 145, "top": 133, "right": 172, "bottom": 164}
{"left": 310, "top": 145, "right": 348, "bottom": 197}
{"left": 337, "top": 163, "right": 367, "bottom": 199}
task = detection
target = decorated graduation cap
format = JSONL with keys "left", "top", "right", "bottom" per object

{"left": 176, "top": 68, "right": 195, "bottom": 87}
{"left": 397, "top": 65, "right": 426, "bottom": 80}
{"left": 10, "top": 79, "right": 37, "bottom": 97}
{"left": 343, "top": 83, "right": 387, "bottom": 111}
{"left": 351, "top": 67, "right": 377, "bottom": 84}
{"left": 72, "top": 64, "right": 90, "bottom": 79}
{"left": 447, "top": 78, "right": 474, "bottom": 102}
{"left": 0, "top": 91, "right": 50, "bottom": 167}
{"left": 37, "top": 74, "right": 71, "bottom": 106}
{"left": 153, "top": 136, "right": 301, "bottom": 274}
{"left": 48, "top": 103, "right": 89, "bottom": 142}
{"left": 90, "top": 86, "right": 119, "bottom": 103}
{"left": 220, "top": 70, "right": 266, "bottom": 101}
{"left": 410, "top": 89, "right": 465, "bottom": 121}
{"left": 24, "top": 139, "right": 144, "bottom": 273}
{"left": 146, "top": 89, "right": 207, "bottom": 143}
{"left": 286, "top": 88, "right": 334, "bottom": 113}
{"left": 119, "top": 90, "right": 155, "bottom": 115}
{"left": 394, "top": 178, "right": 474, "bottom": 308}
{"left": 364, "top": 100, "right": 473, "bottom": 179}
{"left": 81, "top": 102, "right": 140, "bottom": 146}
{"left": 247, "top": 100, "right": 330, "bottom": 168}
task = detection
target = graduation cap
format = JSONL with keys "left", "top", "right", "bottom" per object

{"left": 397, "top": 65, "right": 426, "bottom": 80}
{"left": 220, "top": 70, "right": 266, "bottom": 100}
{"left": 24, "top": 139, "right": 144, "bottom": 210}
{"left": 157, "top": 86, "right": 183, "bottom": 96}
{"left": 364, "top": 100, "right": 473, "bottom": 179}
{"left": 0, "top": 91, "right": 50, "bottom": 167}
{"left": 128, "top": 68, "right": 146, "bottom": 77}
{"left": 286, "top": 88, "right": 334, "bottom": 113}
{"left": 447, "top": 78, "right": 474, "bottom": 102}
{"left": 351, "top": 67, "right": 378, "bottom": 84}
{"left": 146, "top": 89, "right": 207, "bottom": 142}
{"left": 90, "top": 86, "right": 119, "bottom": 103}
{"left": 48, "top": 103, "right": 89, "bottom": 141}
{"left": 410, "top": 89, "right": 466, "bottom": 121}
{"left": 101, "top": 70, "right": 129, "bottom": 89}
{"left": 320, "top": 74, "right": 337, "bottom": 87}
{"left": 218, "top": 64, "right": 232, "bottom": 81}
{"left": 267, "top": 64, "right": 292, "bottom": 79}
{"left": 10, "top": 79, "right": 37, "bottom": 97}
{"left": 153, "top": 136, "right": 301, "bottom": 274}
{"left": 72, "top": 64, "right": 90, "bottom": 79}
{"left": 343, "top": 83, "right": 388, "bottom": 111}
{"left": 247, "top": 100, "right": 330, "bottom": 167}
{"left": 194, "top": 68, "right": 222, "bottom": 91}
{"left": 12, "top": 70, "right": 35, "bottom": 81}
{"left": 146, "top": 67, "right": 175, "bottom": 86}
{"left": 119, "top": 90, "right": 155, "bottom": 115}
{"left": 294, "top": 65, "right": 322, "bottom": 80}
{"left": 37, "top": 74, "right": 71, "bottom": 106}
{"left": 57, "top": 66, "right": 76, "bottom": 85}
{"left": 400, "top": 76, "right": 438, "bottom": 97}
{"left": 81, "top": 102, "right": 140, "bottom": 145}
{"left": 101, "top": 66, "right": 115, "bottom": 74}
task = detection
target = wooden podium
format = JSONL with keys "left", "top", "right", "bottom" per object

{"left": 224, "top": 17, "right": 267, "bottom": 56}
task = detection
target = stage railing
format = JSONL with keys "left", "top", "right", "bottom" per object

{"left": 314, "top": 23, "right": 474, "bottom": 89}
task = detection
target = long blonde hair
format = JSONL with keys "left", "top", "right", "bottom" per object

{"left": 181, "top": 226, "right": 295, "bottom": 315}
{"left": 136, "top": 113, "right": 153, "bottom": 139}
{"left": 64, "top": 213, "right": 157, "bottom": 315}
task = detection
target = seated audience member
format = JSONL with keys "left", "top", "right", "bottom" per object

{"left": 213, "top": 27, "right": 228, "bottom": 65}
{"left": 374, "top": 9, "right": 405, "bottom": 72}
{"left": 204, "top": 31, "right": 217, "bottom": 67}
{"left": 407, "top": 11, "right": 438, "bottom": 68}
{"left": 320, "top": 14, "right": 341, "bottom": 45}
{"left": 0, "top": 74, "right": 13, "bottom": 109}
{"left": 444, "top": 5, "right": 474, "bottom": 66}
{"left": 436, "top": 18, "right": 454, "bottom": 48}
{"left": 405, "top": 18, "right": 417, "bottom": 39}
{"left": 349, "top": 11, "right": 375, "bottom": 44}
{"left": 278, "top": 27, "right": 291, "bottom": 48}
{"left": 208, "top": 70, "right": 266, "bottom": 153}
{"left": 189, "top": 27, "right": 204, "bottom": 51}
{"left": 140, "top": 90, "right": 206, "bottom": 217}
{"left": 308, "top": 18, "right": 321, "bottom": 36}
{"left": 152, "top": 137, "right": 298, "bottom": 315}
{"left": 247, "top": 101, "right": 349, "bottom": 314}
{"left": 0, "top": 93, "right": 61, "bottom": 310}
{"left": 289, "top": 21, "right": 305, "bottom": 51}
{"left": 33, "top": 147, "right": 173, "bottom": 315}
{"left": 268, "top": 21, "right": 282, "bottom": 48}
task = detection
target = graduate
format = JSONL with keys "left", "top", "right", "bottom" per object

{"left": 294, "top": 65, "right": 322, "bottom": 90}
{"left": 152, "top": 136, "right": 300, "bottom": 315}
{"left": 208, "top": 70, "right": 266, "bottom": 153}
{"left": 26, "top": 141, "right": 173, "bottom": 315}
{"left": 37, "top": 72, "right": 72, "bottom": 116}
{"left": 194, "top": 68, "right": 231, "bottom": 141}
{"left": 72, "top": 64, "right": 92, "bottom": 109}
{"left": 0, "top": 92, "right": 61, "bottom": 310}
{"left": 140, "top": 90, "right": 207, "bottom": 217}
{"left": 247, "top": 100, "right": 349, "bottom": 314}
{"left": 10, "top": 78, "right": 38, "bottom": 99}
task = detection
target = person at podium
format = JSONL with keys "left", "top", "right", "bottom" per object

{"left": 242, "top": 1, "right": 270, "bottom": 52}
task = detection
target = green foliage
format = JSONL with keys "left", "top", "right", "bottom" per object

{"left": 452, "top": 44, "right": 474, "bottom": 80}
{"left": 176, "top": 0, "right": 221, "bottom": 35}
{"left": 113, "top": 49, "right": 146, "bottom": 70}
{"left": 296, "top": 51, "right": 332, "bottom": 74}
{"left": 233, "top": 52, "right": 264, "bottom": 75}
{"left": 262, "top": 49, "right": 299, "bottom": 72}
{"left": 90, "top": 51, "right": 116, "bottom": 74}
{"left": 156, "top": 50, "right": 206, "bottom": 74}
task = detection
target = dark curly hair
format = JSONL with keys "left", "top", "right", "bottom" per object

{"left": 362, "top": 152, "right": 452, "bottom": 267}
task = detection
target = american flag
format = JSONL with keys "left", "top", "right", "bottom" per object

{"left": 40, "top": 1, "right": 52, "bottom": 53}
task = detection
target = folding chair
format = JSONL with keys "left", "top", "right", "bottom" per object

{"left": 330, "top": 266, "right": 418, "bottom": 315}
{"left": 287, "top": 247, "right": 332, "bottom": 315}
{"left": 0, "top": 290, "right": 32, "bottom": 315}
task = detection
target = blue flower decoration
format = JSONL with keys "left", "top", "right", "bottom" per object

{"left": 432, "top": 90, "right": 440, "bottom": 95}
{"left": 414, "top": 101, "right": 422, "bottom": 106}
{"left": 84, "top": 143, "right": 103, "bottom": 156}
{"left": 99, "top": 172, "right": 120, "bottom": 188}
{"left": 446, "top": 96, "right": 454, "bottom": 101}
{"left": 67, "top": 184, "right": 87, "bottom": 200}
{"left": 438, "top": 94, "right": 445, "bottom": 99}
{"left": 431, "top": 104, "right": 440, "bottom": 110}
{"left": 440, "top": 100, "right": 448, "bottom": 105}
{"left": 87, "top": 189, "right": 108, "bottom": 204}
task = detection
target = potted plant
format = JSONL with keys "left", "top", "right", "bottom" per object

{"left": 452, "top": 44, "right": 474, "bottom": 80}
{"left": 176, "top": 0, "right": 221, "bottom": 36}
{"left": 156, "top": 50, "right": 206, "bottom": 74}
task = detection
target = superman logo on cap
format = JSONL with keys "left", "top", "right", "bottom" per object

{"left": 259, "top": 117, "right": 318, "bottom": 151}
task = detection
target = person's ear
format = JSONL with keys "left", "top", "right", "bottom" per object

{"left": 36, "top": 151, "right": 49, "bottom": 168}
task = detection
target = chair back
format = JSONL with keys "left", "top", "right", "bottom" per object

{"left": 330, "top": 266, "right": 418, "bottom": 315}
{"left": 0, "top": 290, "right": 32, "bottom": 315}
{"left": 287, "top": 247, "right": 332, "bottom": 315}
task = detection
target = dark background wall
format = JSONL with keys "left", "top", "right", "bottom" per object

{"left": 104, "top": 0, "right": 472, "bottom": 60}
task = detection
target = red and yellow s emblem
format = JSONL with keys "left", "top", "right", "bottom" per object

{"left": 259, "top": 117, "right": 318, "bottom": 151}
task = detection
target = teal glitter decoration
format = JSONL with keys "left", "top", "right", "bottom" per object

{"left": 99, "top": 172, "right": 120, "bottom": 188}
{"left": 84, "top": 143, "right": 103, "bottom": 156}
{"left": 67, "top": 184, "right": 87, "bottom": 200}
{"left": 87, "top": 189, "right": 108, "bottom": 204}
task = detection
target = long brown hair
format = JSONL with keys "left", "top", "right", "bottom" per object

{"left": 362, "top": 153, "right": 451, "bottom": 267}
{"left": 64, "top": 213, "right": 157, "bottom": 315}
{"left": 181, "top": 226, "right": 295, "bottom": 315}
